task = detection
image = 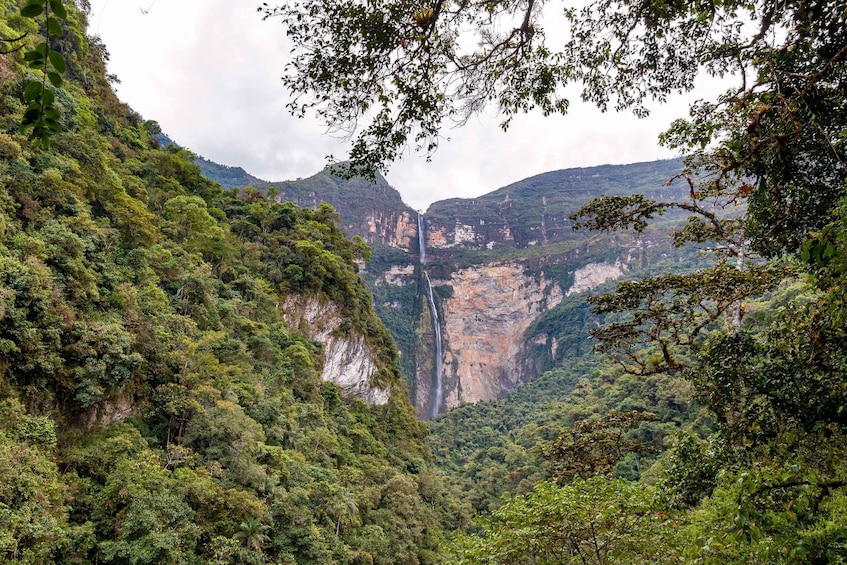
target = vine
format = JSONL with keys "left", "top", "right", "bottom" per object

{"left": 19, "top": 0, "right": 67, "bottom": 148}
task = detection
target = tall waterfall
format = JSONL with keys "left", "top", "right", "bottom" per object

{"left": 418, "top": 213, "right": 442, "bottom": 418}
{"left": 423, "top": 272, "right": 443, "bottom": 419}
{"left": 417, "top": 213, "right": 426, "bottom": 265}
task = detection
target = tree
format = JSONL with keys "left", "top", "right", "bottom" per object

{"left": 264, "top": 2, "right": 847, "bottom": 559}
{"left": 325, "top": 487, "right": 360, "bottom": 536}
{"left": 541, "top": 410, "right": 659, "bottom": 482}
{"left": 451, "top": 477, "right": 680, "bottom": 564}
{"left": 234, "top": 517, "right": 269, "bottom": 560}
{"left": 18, "top": 0, "right": 70, "bottom": 148}
{"left": 262, "top": 0, "right": 846, "bottom": 244}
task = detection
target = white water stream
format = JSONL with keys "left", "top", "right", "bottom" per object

{"left": 418, "top": 214, "right": 443, "bottom": 418}
{"left": 417, "top": 213, "right": 426, "bottom": 265}
{"left": 423, "top": 272, "right": 443, "bottom": 419}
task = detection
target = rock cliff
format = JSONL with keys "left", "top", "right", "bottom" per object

{"left": 437, "top": 262, "right": 563, "bottom": 407}
{"left": 281, "top": 295, "right": 391, "bottom": 405}
{"left": 204, "top": 158, "right": 694, "bottom": 417}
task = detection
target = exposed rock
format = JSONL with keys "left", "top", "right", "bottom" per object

{"left": 438, "top": 263, "right": 563, "bottom": 407}
{"left": 376, "top": 264, "right": 416, "bottom": 286}
{"left": 364, "top": 210, "right": 419, "bottom": 251}
{"left": 566, "top": 260, "right": 627, "bottom": 296}
{"left": 87, "top": 397, "right": 136, "bottom": 429}
{"left": 281, "top": 296, "right": 390, "bottom": 404}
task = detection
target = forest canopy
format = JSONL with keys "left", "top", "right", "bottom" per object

{"left": 264, "top": 0, "right": 847, "bottom": 562}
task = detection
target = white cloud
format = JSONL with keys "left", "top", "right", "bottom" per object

{"left": 86, "top": 0, "right": 715, "bottom": 211}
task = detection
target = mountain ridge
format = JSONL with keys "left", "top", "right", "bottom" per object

{"left": 187, "top": 145, "right": 692, "bottom": 418}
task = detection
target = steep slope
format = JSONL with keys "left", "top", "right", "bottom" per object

{"left": 193, "top": 151, "right": 695, "bottom": 418}
{"left": 0, "top": 2, "right": 465, "bottom": 562}
{"left": 410, "top": 162, "right": 695, "bottom": 416}
{"left": 423, "top": 160, "right": 685, "bottom": 253}
{"left": 273, "top": 170, "right": 419, "bottom": 251}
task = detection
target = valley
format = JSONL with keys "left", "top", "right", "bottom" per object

{"left": 199, "top": 157, "right": 697, "bottom": 417}
{"left": 3, "top": 0, "right": 846, "bottom": 562}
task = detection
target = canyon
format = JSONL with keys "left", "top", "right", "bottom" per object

{"left": 200, "top": 158, "right": 694, "bottom": 418}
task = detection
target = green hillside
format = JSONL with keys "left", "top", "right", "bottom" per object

{"left": 0, "top": 2, "right": 466, "bottom": 563}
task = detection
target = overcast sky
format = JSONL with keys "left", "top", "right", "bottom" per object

{"left": 86, "top": 0, "right": 710, "bottom": 211}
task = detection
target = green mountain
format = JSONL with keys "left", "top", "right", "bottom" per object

{"left": 0, "top": 2, "right": 466, "bottom": 563}
{"left": 208, "top": 157, "right": 696, "bottom": 418}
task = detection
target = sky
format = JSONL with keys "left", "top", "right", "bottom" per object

{"left": 85, "top": 0, "right": 709, "bottom": 211}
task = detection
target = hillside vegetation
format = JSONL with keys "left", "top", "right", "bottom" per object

{"left": 0, "top": 2, "right": 466, "bottom": 563}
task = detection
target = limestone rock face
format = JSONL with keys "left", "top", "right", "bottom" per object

{"left": 362, "top": 209, "right": 418, "bottom": 251}
{"left": 375, "top": 264, "right": 416, "bottom": 287}
{"left": 566, "top": 260, "right": 627, "bottom": 296}
{"left": 438, "top": 263, "right": 563, "bottom": 407}
{"left": 282, "top": 296, "right": 390, "bottom": 405}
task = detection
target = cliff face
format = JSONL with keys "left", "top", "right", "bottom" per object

{"left": 438, "top": 263, "right": 562, "bottom": 407}
{"left": 281, "top": 295, "right": 391, "bottom": 404}
{"left": 390, "top": 161, "right": 690, "bottom": 416}
{"left": 272, "top": 170, "right": 420, "bottom": 251}
{"left": 363, "top": 209, "right": 419, "bottom": 251}
{"left": 206, "top": 159, "right": 693, "bottom": 417}
{"left": 422, "top": 160, "right": 687, "bottom": 256}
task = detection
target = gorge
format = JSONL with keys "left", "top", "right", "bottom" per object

{"left": 200, "top": 157, "right": 696, "bottom": 417}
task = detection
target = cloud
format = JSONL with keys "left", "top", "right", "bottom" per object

{"left": 87, "top": 0, "right": 711, "bottom": 210}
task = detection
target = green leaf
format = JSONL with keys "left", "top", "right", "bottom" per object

{"left": 24, "top": 81, "right": 43, "bottom": 102}
{"left": 44, "top": 107, "right": 60, "bottom": 119}
{"left": 49, "top": 0, "right": 67, "bottom": 19}
{"left": 20, "top": 3, "right": 44, "bottom": 17}
{"left": 800, "top": 241, "right": 811, "bottom": 262}
{"left": 47, "top": 71, "right": 63, "bottom": 87}
{"left": 48, "top": 51, "right": 66, "bottom": 73}
{"left": 24, "top": 50, "right": 43, "bottom": 62}
{"left": 22, "top": 107, "right": 41, "bottom": 123}
{"left": 47, "top": 17, "right": 62, "bottom": 37}
{"left": 35, "top": 42, "right": 48, "bottom": 57}
{"left": 44, "top": 118, "right": 62, "bottom": 132}
{"left": 42, "top": 89, "right": 55, "bottom": 105}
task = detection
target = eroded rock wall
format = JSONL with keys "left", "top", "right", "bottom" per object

{"left": 361, "top": 209, "right": 419, "bottom": 251}
{"left": 281, "top": 296, "right": 390, "bottom": 404}
{"left": 436, "top": 263, "right": 563, "bottom": 407}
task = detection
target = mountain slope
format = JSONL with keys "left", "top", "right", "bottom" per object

{"left": 191, "top": 150, "right": 696, "bottom": 418}
{"left": 0, "top": 2, "right": 465, "bottom": 562}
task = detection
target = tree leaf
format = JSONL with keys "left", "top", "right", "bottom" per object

{"left": 24, "top": 50, "right": 44, "bottom": 62}
{"left": 47, "top": 16, "right": 62, "bottom": 37}
{"left": 48, "top": 50, "right": 66, "bottom": 73}
{"left": 49, "top": 0, "right": 67, "bottom": 19}
{"left": 24, "top": 81, "right": 43, "bottom": 102}
{"left": 20, "top": 3, "right": 43, "bottom": 17}
{"left": 44, "top": 118, "right": 62, "bottom": 132}
{"left": 22, "top": 106, "right": 41, "bottom": 123}
{"left": 47, "top": 71, "right": 63, "bottom": 87}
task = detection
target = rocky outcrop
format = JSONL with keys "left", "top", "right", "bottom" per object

{"left": 270, "top": 169, "right": 420, "bottom": 252}
{"left": 362, "top": 210, "right": 419, "bottom": 251}
{"left": 374, "top": 264, "right": 417, "bottom": 287}
{"left": 436, "top": 263, "right": 563, "bottom": 407}
{"left": 566, "top": 260, "right": 627, "bottom": 296}
{"left": 281, "top": 296, "right": 390, "bottom": 404}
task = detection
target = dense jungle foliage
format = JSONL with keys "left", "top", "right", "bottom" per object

{"left": 0, "top": 2, "right": 468, "bottom": 563}
{"left": 256, "top": 0, "right": 847, "bottom": 558}
{"left": 5, "top": 0, "right": 847, "bottom": 563}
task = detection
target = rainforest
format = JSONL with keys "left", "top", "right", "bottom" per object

{"left": 2, "top": 0, "right": 847, "bottom": 564}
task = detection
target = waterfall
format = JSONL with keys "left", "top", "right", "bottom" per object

{"left": 423, "top": 272, "right": 443, "bottom": 419}
{"left": 418, "top": 213, "right": 442, "bottom": 418}
{"left": 417, "top": 213, "right": 426, "bottom": 265}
